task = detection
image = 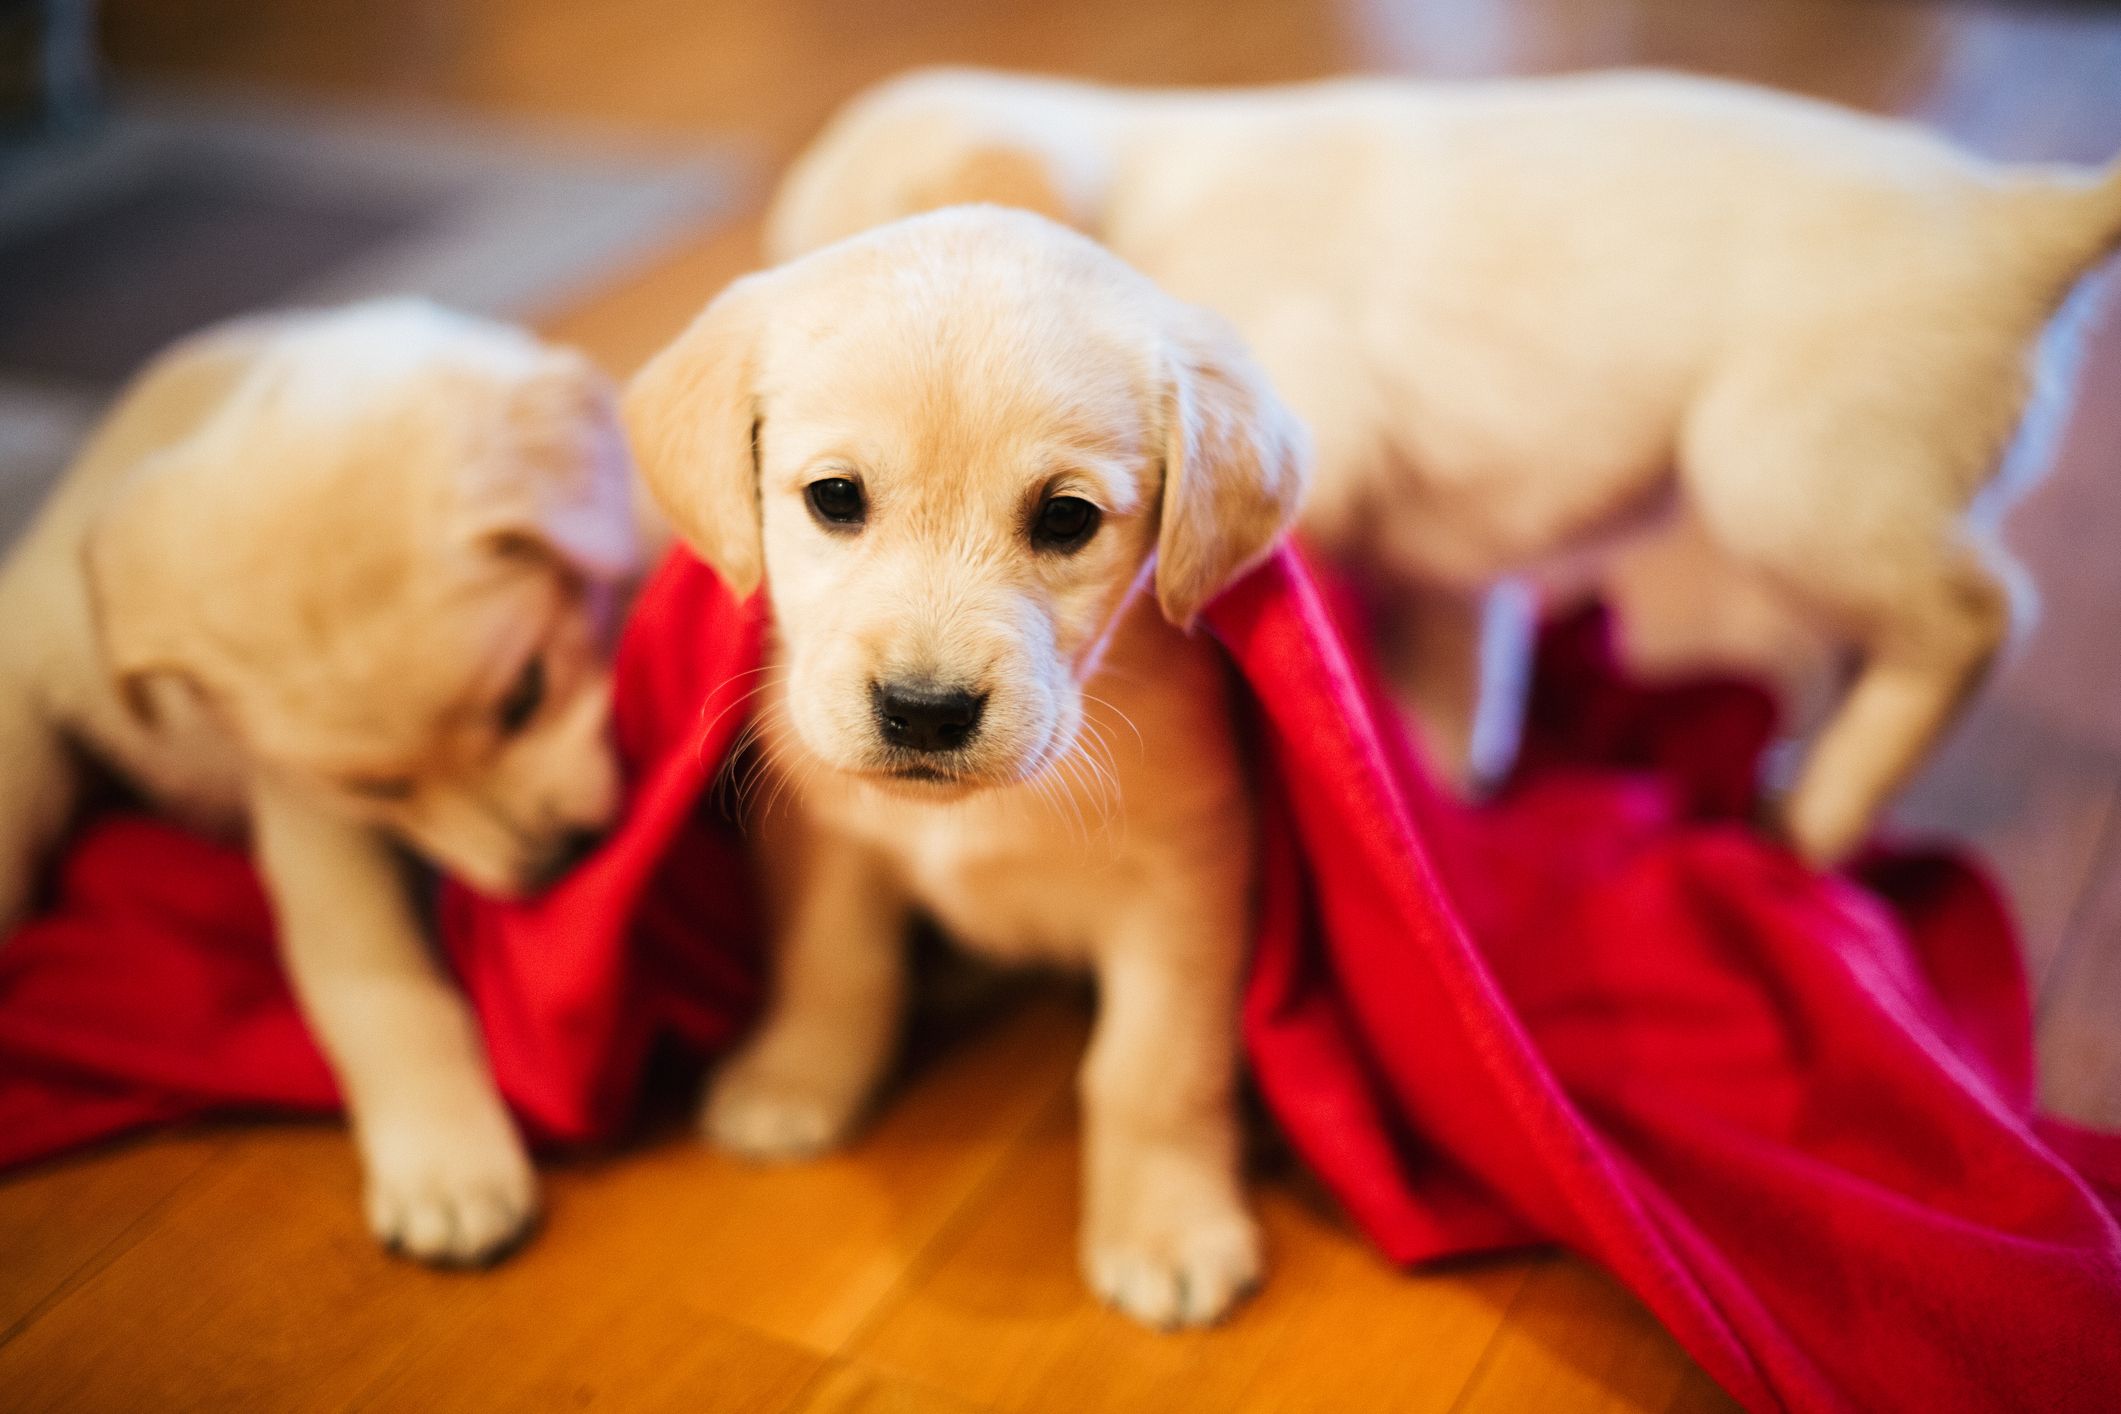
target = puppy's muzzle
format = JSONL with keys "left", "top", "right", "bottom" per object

{"left": 871, "top": 678, "right": 987, "bottom": 755}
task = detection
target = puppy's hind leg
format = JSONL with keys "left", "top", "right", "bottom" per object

{"left": 0, "top": 683, "right": 79, "bottom": 936}
{"left": 1779, "top": 545, "right": 2014, "bottom": 864}
{"left": 1683, "top": 363, "right": 2021, "bottom": 865}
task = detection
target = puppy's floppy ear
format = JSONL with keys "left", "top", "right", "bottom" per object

{"left": 621, "top": 274, "right": 772, "bottom": 596}
{"left": 1154, "top": 301, "right": 1312, "bottom": 628}
{"left": 464, "top": 346, "right": 643, "bottom": 581}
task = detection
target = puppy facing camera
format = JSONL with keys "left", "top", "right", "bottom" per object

{"left": 626, "top": 206, "right": 1309, "bottom": 1327}
{"left": 0, "top": 299, "right": 646, "bottom": 1265}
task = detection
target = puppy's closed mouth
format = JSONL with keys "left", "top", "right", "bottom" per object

{"left": 887, "top": 764, "right": 960, "bottom": 783}
{"left": 854, "top": 759, "right": 986, "bottom": 795}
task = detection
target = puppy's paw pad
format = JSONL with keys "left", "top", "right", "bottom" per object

{"left": 699, "top": 1064, "right": 859, "bottom": 1161}
{"left": 364, "top": 1135, "right": 538, "bottom": 1267}
{"left": 1085, "top": 1212, "right": 1263, "bottom": 1329}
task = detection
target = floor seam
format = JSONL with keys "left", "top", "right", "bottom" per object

{"left": 0, "top": 1130, "right": 238, "bottom": 1352}
{"left": 1442, "top": 1254, "right": 1548, "bottom": 1414}
{"left": 829, "top": 1078, "right": 1078, "bottom": 1371}
{"left": 2034, "top": 777, "right": 2121, "bottom": 1022}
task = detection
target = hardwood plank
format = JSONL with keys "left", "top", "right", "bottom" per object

{"left": 355, "top": 1292, "right": 823, "bottom": 1414}
{"left": 1664, "top": 1364, "right": 1744, "bottom": 1414}
{"left": 1893, "top": 705, "right": 2121, "bottom": 994}
{"left": 0, "top": 1126, "right": 489, "bottom": 1411}
{"left": 0, "top": 996, "right": 1079, "bottom": 1409}
{"left": 539, "top": 217, "right": 766, "bottom": 378}
{"left": 790, "top": 1362, "right": 989, "bottom": 1414}
{"left": 1452, "top": 1256, "right": 1740, "bottom": 1414}
{"left": 574, "top": 993, "right": 1081, "bottom": 1354}
{"left": 853, "top": 1097, "right": 1541, "bottom": 1414}
{"left": 0, "top": 1130, "right": 228, "bottom": 1338}
{"left": 2035, "top": 810, "right": 2121, "bottom": 1127}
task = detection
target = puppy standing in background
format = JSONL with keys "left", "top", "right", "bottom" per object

{"left": 626, "top": 208, "right": 1308, "bottom": 1327}
{"left": 0, "top": 301, "right": 642, "bottom": 1264}
{"left": 769, "top": 68, "right": 2121, "bottom": 863}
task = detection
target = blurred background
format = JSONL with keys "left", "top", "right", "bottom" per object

{"left": 1, "top": 2, "right": 2117, "bottom": 1408}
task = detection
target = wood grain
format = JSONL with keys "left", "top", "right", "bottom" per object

{"left": 2037, "top": 816, "right": 2121, "bottom": 1126}
{"left": 0, "top": 996, "right": 1080, "bottom": 1409}
{"left": 1455, "top": 1257, "right": 1741, "bottom": 1414}
{"left": 0, "top": 1127, "right": 489, "bottom": 1411}
{"left": 0, "top": 1131, "right": 228, "bottom": 1337}
{"left": 789, "top": 1362, "right": 990, "bottom": 1414}
{"left": 1894, "top": 703, "right": 2121, "bottom": 995}
{"left": 855, "top": 1096, "right": 1550, "bottom": 1414}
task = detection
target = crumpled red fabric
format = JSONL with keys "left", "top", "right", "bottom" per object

{"left": 4, "top": 545, "right": 2118, "bottom": 1413}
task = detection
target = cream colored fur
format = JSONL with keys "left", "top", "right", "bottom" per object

{"left": 0, "top": 300, "right": 645, "bottom": 1265}
{"left": 626, "top": 208, "right": 1308, "bottom": 1327}
{"left": 769, "top": 67, "right": 2121, "bottom": 861}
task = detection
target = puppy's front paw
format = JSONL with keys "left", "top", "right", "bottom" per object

{"left": 698, "top": 1044, "right": 869, "bottom": 1161}
{"left": 1084, "top": 1187, "right": 1263, "bottom": 1329}
{"left": 360, "top": 1109, "right": 538, "bottom": 1268}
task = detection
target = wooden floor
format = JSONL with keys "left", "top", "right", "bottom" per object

{"left": 0, "top": 994, "right": 1735, "bottom": 1413}
{"left": 5, "top": 0, "right": 2119, "bottom": 1409}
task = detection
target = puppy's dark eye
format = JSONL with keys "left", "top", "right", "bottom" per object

{"left": 497, "top": 657, "right": 545, "bottom": 735}
{"left": 1031, "top": 495, "right": 1100, "bottom": 552}
{"left": 805, "top": 477, "right": 866, "bottom": 529}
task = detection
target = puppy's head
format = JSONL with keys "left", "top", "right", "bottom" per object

{"left": 627, "top": 206, "right": 1307, "bottom": 798}
{"left": 88, "top": 301, "right": 642, "bottom": 896}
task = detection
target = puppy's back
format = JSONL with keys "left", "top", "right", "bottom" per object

{"left": 777, "top": 67, "right": 2121, "bottom": 321}
{"left": 0, "top": 316, "right": 280, "bottom": 660}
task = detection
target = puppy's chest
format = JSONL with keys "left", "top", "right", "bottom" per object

{"left": 843, "top": 801, "right": 1135, "bottom": 964}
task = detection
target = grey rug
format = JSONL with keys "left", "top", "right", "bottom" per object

{"left": 0, "top": 88, "right": 738, "bottom": 546}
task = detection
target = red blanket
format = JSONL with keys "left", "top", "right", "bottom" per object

{"left": 4, "top": 546, "right": 2118, "bottom": 1412}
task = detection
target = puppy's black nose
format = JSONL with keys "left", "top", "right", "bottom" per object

{"left": 529, "top": 826, "right": 608, "bottom": 892}
{"left": 872, "top": 679, "right": 987, "bottom": 754}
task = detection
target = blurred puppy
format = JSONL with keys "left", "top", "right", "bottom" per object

{"left": 625, "top": 207, "right": 1308, "bottom": 1327}
{"left": 768, "top": 67, "right": 2121, "bottom": 862}
{"left": 0, "top": 300, "right": 642, "bottom": 1264}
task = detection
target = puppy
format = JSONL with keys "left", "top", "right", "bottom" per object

{"left": 624, "top": 207, "right": 1308, "bottom": 1327}
{"left": 767, "top": 67, "right": 2121, "bottom": 862}
{"left": 0, "top": 300, "right": 641, "bottom": 1264}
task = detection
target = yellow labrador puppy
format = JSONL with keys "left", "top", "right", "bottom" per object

{"left": 0, "top": 300, "right": 641, "bottom": 1264}
{"left": 625, "top": 207, "right": 1308, "bottom": 1327}
{"left": 768, "top": 68, "right": 2121, "bottom": 863}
